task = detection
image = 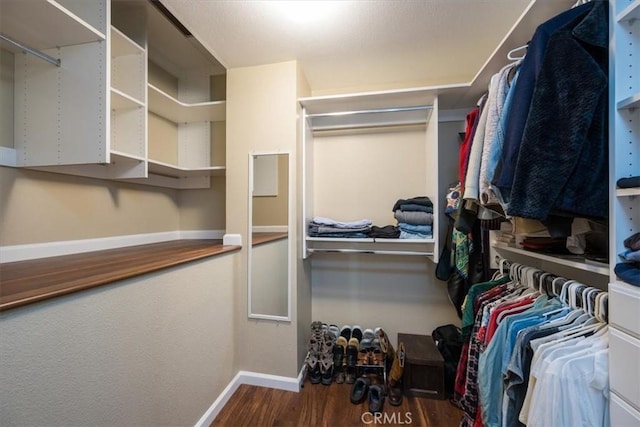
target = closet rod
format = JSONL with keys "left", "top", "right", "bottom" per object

{"left": 0, "top": 33, "right": 61, "bottom": 67}
{"left": 307, "top": 105, "right": 433, "bottom": 118}
{"left": 308, "top": 248, "right": 433, "bottom": 257}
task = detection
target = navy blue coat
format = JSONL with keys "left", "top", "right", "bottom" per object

{"left": 507, "top": 1, "right": 609, "bottom": 222}
{"left": 492, "top": 1, "right": 595, "bottom": 196}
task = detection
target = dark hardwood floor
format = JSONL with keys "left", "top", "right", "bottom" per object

{"left": 212, "top": 381, "right": 463, "bottom": 427}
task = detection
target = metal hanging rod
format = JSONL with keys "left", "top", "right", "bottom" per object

{"left": 308, "top": 248, "right": 433, "bottom": 257}
{"left": 0, "top": 33, "right": 61, "bottom": 67}
{"left": 306, "top": 105, "right": 433, "bottom": 118}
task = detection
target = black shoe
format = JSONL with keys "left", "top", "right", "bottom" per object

{"left": 346, "top": 339, "right": 359, "bottom": 368}
{"left": 350, "top": 377, "right": 370, "bottom": 404}
{"left": 368, "top": 384, "right": 385, "bottom": 413}
{"left": 333, "top": 337, "right": 347, "bottom": 383}
{"left": 320, "top": 354, "right": 334, "bottom": 386}
{"left": 308, "top": 357, "right": 321, "bottom": 385}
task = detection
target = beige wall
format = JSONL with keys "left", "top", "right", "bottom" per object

{"left": 0, "top": 254, "right": 237, "bottom": 426}
{"left": 0, "top": 167, "right": 180, "bottom": 246}
{"left": 226, "top": 60, "right": 309, "bottom": 377}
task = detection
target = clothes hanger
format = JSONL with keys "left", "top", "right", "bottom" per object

{"left": 551, "top": 277, "right": 566, "bottom": 298}
{"left": 507, "top": 44, "right": 527, "bottom": 61}
{"left": 537, "top": 272, "right": 552, "bottom": 294}
{"left": 568, "top": 282, "right": 587, "bottom": 310}
{"left": 572, "top": 0, "right": 590, "bottom": 8}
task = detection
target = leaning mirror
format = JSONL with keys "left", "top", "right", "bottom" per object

{"left": 248, "top": 152, "right": 291, "bottom": 321}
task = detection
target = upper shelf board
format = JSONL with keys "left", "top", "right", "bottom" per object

{"left": 0, "top": 0, "right": 105, "bottom": 52}
{"left": 618, "top": 0, "right": 640, "bottom": 22}
{"left": 148, "top": 84, "right": 225, "bottom": 123}
{"left": 148, "top": 159, "right": 225, "bottom": 178}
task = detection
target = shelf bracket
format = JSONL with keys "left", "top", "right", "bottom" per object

{"left": 0, "top": 33, "right": 61, "bottom": 67}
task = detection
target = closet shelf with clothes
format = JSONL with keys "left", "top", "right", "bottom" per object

{"left": 306, "top": 216, "right": 434, "bottom": 257}
{"left": 492, "top": 241, "right": 610, "bottom": 277}
{"left": 306, "top": 237, "right": 434, "bottom": 257}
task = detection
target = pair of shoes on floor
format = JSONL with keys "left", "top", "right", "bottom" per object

{"left": 350, "top": 376, "right": 385, "bottom": 414}
{"left": 358, "top": 337, "right": 383, "bottom": 366}
{"left": 340, "top": 325, "right": 363, "bottom": 384}
{"left": 333, "top": 336, "right": 348, "bottom": 384}
{"left": 308, "top": 322, "right": 336, "bottom": 385}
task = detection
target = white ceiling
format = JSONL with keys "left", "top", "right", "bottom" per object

{"left": 160, "top": 0, "right": 532, "bottom": 95}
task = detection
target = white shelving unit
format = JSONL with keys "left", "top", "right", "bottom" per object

{"left": 609, "top": 0, "right": 640, "bottom": 424}
{"left": 300, "top": 89, "right": 444, "bottom": 260}
{"left": 109, "top": 25, "right": 147, "bottom": 176}
{"left": 146, "top": 83, "right": 226, "bottom": 187}
{"left": 1, "top": 0, "right": 226, "bottom": 188}
{"left": 4, "top": 0, "right": 110, "bottom": 168}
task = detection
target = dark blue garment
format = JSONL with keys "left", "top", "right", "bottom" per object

{"left": 508, "top": 1, "right": 609, "bottom": 221}
{"left": 492, "top": 2, "right": 595, "bottom": 198}
{"left": 615, "top": 263, "right": 640, "bottom": 286}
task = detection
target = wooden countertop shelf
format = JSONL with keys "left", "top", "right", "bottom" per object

{"left": 0, "top": 239, "right": 240, "bottom": 311}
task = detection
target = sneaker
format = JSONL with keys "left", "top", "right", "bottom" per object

{"left": 340, "top": 325, "right": 352, "bottom": 341}
{"left": 351, "top": 325, "right": 363, "bottom": 342}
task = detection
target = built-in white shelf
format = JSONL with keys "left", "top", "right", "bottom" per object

{"left": 148, "top": 159, "right": 225, "bottom": 178}
{"left": 300, "top": 88, "right": 443, "bottom": 132}
{"left": 148, "top": 84, "right": 226, "bottom": 123}
{"left": 306, "top": 236, "right": 435, "bottom": 257}
{"left": 617, "top": 187, "right": 640, "bottom": 197}
{"left": 110, "top": 88, "right": 144, "bottom": 110}
{"left": 111, "top": 150, "right": 146, "bottom": 163}
{"left": 618, "top": 93, "right": 640, "bottom": 111}
{"left": 111, "top": 26, "right": 144, "bottom": 56}
{"left": 300, "top": 88, "right": 441, "bottom": 115}
{"left": 617, "top": 0, "right": 640, "bottom": 22}
{"left": 492, "top": 242, "right": 609, "bottom": 276}
{"left": 0, "top": 0, "right": 105, "bottom": 52}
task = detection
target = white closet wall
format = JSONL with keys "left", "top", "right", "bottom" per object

{"left": 609, "top": 0, "right": 640, "bottom": 423}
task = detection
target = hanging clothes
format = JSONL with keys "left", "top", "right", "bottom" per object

{"left": 455, "top": 263, "right": 610, "bottom": 427}
{"left": 507, "top": 1, "right": 609, "bottom": 225}
{"left": 491, "top": 1, "right": 597, "bottom": 204}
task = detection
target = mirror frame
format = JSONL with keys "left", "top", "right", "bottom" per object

{"left": 247, "top": 150, "right": 292, "bottom": 322}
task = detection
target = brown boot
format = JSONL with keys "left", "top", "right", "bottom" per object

{"left": 375, "top": 328, "right": 396, "bottom": 372}
{"left": 387, "top": 342, "right": 405, "bottom": 406}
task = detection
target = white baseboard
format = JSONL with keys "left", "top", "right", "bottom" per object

{"left": 194, "top": 369, "right": 303, "bottom": 427}
{"left": 0, "top": 230, "right": 225, "bottom": 263}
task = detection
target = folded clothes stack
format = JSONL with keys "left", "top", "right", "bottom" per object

{"left": 308, "top": 216, "right": 372, "bottom": 238}
{"left": 615, "top": 232, "right": 640, "bottom": 287}
{"left": 392, "top": 196, "right": 434, "bottom": 239}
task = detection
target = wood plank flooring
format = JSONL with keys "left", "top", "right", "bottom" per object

{"left": 212, "top": 382, "right": 462, "bottom": 427}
